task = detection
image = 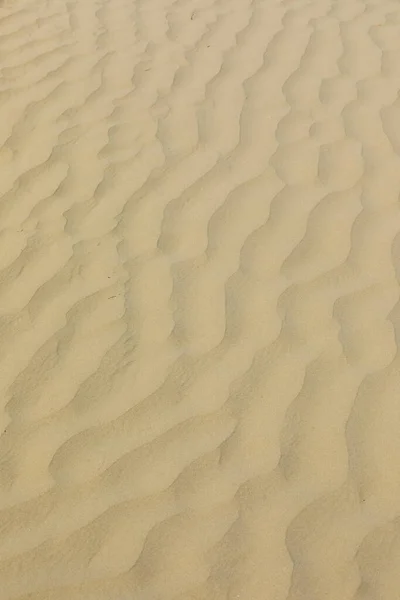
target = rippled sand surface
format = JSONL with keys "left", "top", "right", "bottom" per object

{"left": 1, "top": 0, "right": 400, "bottom": 598}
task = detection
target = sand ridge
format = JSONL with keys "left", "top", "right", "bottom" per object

{"left": 1, "top": 0, "right": 400, "bottom": 597}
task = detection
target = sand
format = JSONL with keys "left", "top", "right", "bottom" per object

{"left": 1, "top": 0, "right": 400, "bottom": 597}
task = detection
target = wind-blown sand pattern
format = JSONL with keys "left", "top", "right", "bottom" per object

{"left": 1, "top": 0, "right": 400, "bottom": 597}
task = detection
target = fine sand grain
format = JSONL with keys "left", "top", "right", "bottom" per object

{"left": 1, "top": 0, "right": 400, "bottom": 598}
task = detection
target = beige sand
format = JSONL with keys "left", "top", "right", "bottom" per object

{"left": 1, "top": 0, "right": 400, "bottom": 597}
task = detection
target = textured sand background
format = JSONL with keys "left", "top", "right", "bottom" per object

{"left": 1, "top": 0, "right": 400, "bottom": 598}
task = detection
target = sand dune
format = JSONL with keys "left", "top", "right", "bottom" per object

{"left": 1, "top": 0, "right": 400, "bottom": 597}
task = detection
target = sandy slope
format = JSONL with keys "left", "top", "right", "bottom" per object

{"left": 1, "top": 0, "right": 400, "bottom": 597}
